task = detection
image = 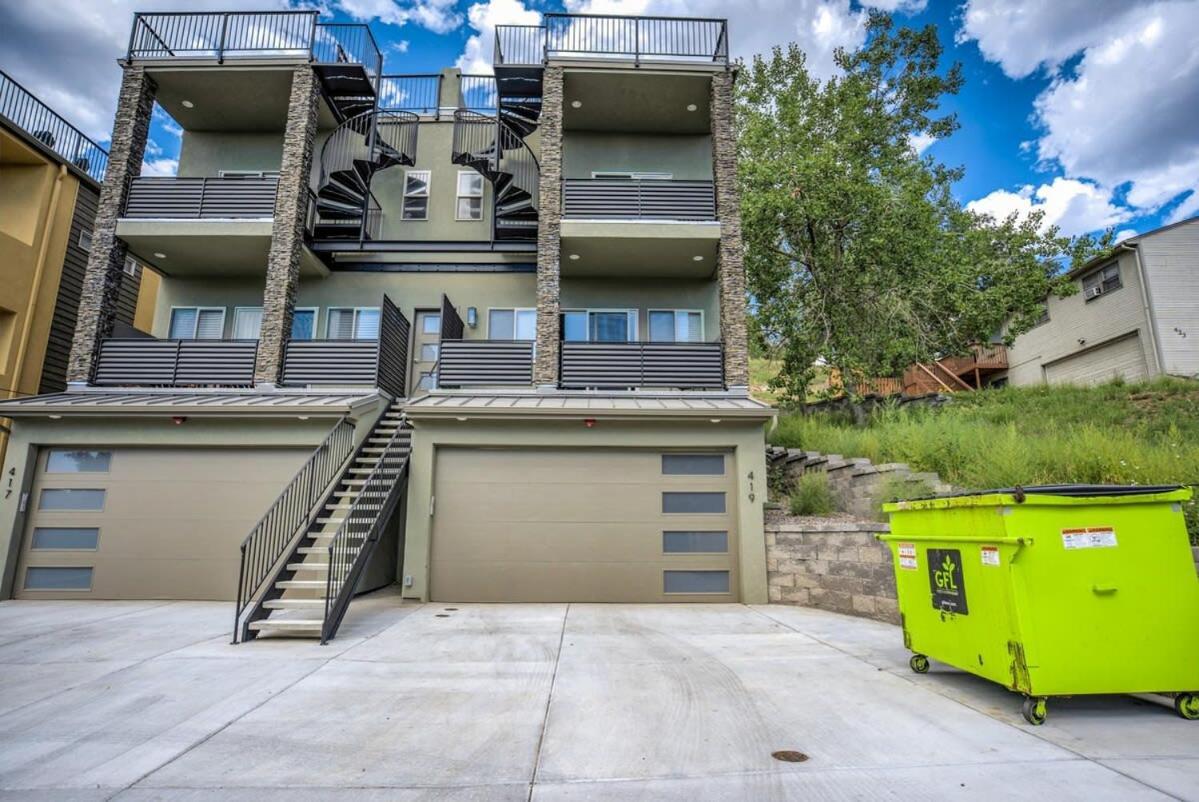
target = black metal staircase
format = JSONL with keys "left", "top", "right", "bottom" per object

{"left": 235, "top": 403, "right": 412, "bottom": 643}
{"left": 451, "top": 109, "right": 540, "bottom": 241}
{"left": 311, "top": 109, "right": 418, "bottom": 240}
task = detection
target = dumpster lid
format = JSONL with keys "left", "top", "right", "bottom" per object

{"left": 942, "top": 484, "right": 1186, "bottom": 499}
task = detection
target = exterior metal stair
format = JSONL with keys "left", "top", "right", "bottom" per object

{"left": 235, "top": 404, "right": 412, "bottom": 643}
{"left": 312, "top": 110, "right": 419, "bottom": 240}
{"left": 451, "top": 109, "right": 539, "bottom": 241}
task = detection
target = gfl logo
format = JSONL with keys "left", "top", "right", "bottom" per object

{"left": 934, "top": 554, "right": 958, "bottom": 591}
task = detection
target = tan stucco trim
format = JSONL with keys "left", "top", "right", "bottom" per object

{"left": 560, "top": 219, "right": 721, "bottom": 240}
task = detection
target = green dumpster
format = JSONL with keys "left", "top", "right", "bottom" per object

{"left": 879, "top": 485, "right": 1199, "bottom": 724}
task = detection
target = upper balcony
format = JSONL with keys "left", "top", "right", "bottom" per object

{"left": 495, "top": 14, "right": 728, "bottom": 68}
{"left": 0, "top": 70, "right": 109, "bottom": 184}
{"left": 126, "top": 11, "right": 382, "bottom": 130}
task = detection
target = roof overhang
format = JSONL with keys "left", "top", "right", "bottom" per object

{"left": 0, "top": 390, "right": 382, "bottom": 419}
{"left": 404, "top": 391, "right": 776, "bottom": 423}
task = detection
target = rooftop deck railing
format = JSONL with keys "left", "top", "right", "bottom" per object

{"left": 496, "top": 14, "right": 729, "bottom": 66}
{"left": 0, "top": 69, "right": 109, "bottom": 183}
{"left": 126, "top": 12, "right": 381, "bottom": 84}
{"left": 378, "top": 74, "right": 442, "bottom": 116}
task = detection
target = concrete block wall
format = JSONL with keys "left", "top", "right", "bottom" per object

{"left": 766, "top": 518, "right": 898, "bottom": 624}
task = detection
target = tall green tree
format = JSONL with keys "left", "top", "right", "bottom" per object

{"left": 738, "top": 13, "right": 1112, "bottom": 402}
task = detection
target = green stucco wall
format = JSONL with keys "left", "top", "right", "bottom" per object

{"left": 177, "top": 131, "right": 285, "bottom": 177}
{"left": 563, "top": 132, "right": 712, "bottom": 180}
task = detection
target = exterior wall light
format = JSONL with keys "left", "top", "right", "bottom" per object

{"left": 584, "top": 418, "right": 596, "bottom": 428}
{"left": 467, "top": 307, "right": 478, "bottom": 328}
{"left": 172, "top": 416, "right": 187, "bottom": 425}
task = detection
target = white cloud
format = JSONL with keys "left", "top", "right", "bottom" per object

{"left": 456, "top": 0, "right": 542, "bottom": 75}
{"left": 140, "top": 158, "right": 179, "bottom": 177}
{"left": 390, "top": 39, "right": 411, "bottom": 53}
{"left": 861, "top": 0, "right": 928, "bottom": 11}
{"left": 959, "top": 0, "right": 1199, "bottom": 232}
{"left": 1114, "top": 228, "right": 1138, "bottom": 242}
{"left": 333, "top": 0, "right": 462, "bottom": 33}
{"left": 966, "top": 177, "right": 1130, "bottom": 237}
{"left": 909, "top": 132, "right": 936, "bottom": 155}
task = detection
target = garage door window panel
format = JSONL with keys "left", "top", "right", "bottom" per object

{"left": 31, "top": 527, "right": 100, "bottom": 550}
{"left": 46, "top": 449, "right": 112, "bottom": 473}
{"left": 664, "top": 570, "right": 730, "bottom": 594}
{"left": 662, "top": 491, "right": 726, "bottom": 514}
{"left": 662, "top": 454, "right": 724, "bottom": 476}
{"left": 39, "top": 488, "right": 105, "bottom": 511}
{"left": 663, "top": 531, "right": 728, "bottom": 553}
{"left": 24, "top": 567, "right": 93, "bottom": 591}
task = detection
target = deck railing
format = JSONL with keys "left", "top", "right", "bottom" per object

{"left": 563, "top": 179, "right": 715, "bottom": 220}
{"left": 438, "top": 341, "right": 535, "bottom": 387}
{"left": 281, "top": 296, "right": 410, "bottom": 398}
{"left": 92, "top": 338, "right": 258, "bottom": 387}
{"left": 496, "top": 14, "right": 729, "bottom": 66}
{"left": 378, "top": 74, "right": 442, "bottom": 116}
{"left": 0, "top": 69, "right": 108, "bottom": 183}
{"left": 560, "top": 341, "right": 724, "bottom": 389}
{"left": 124, "top": 176, "right": 278, "bottom": 219}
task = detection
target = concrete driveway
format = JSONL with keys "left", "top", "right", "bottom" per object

{"left": 0, "top": 591, "right": 1195, "bottom": 801}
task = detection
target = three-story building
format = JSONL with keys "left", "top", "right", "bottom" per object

{"left": 0, "top": 11, "right": 774, "bottom": 641}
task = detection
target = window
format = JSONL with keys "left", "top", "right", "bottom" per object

{"left": 78, "top": 229, "right": 92, "bottom": 251}
{"left": 663, "top": 531, "right": 728, "bottom": 554}
{"left": 649, "top": 310, "right": 704, "bottom": 343}
{"left": 24, "top": 567, "right": 93, "bottom": 591}
{"left": 456, "top": 171, "right": 484, "bottom": 221}
{"left": 489, "top": 308, "right": 536, "bottom": 340}
{"left": 420, "top": 344, "right": 439, "bottom": 361}
{"left": 402, "top": 170, "right": 430, "bottom": 220}
{"left": 168, "top": 307, "right": 225, "bottom": 339}
{"left": 291, "top": 308, "right": 317, "bottom": 340}
{"left": 561, "top": 310, "right": 638, "bottom": 342}
{"left": 232, "top": 307, "right": 263, "bottom": 340}
{"left": 1083, "top": 263, "right": 1121, "bottom": 300}
{"left": 1033, "top": 304, "right": 1050, "bottom": 327}
{"left": 662, "top": 492, "right": 726, "bottom": 514}
{"left": 591, "top": 171, "right": 674, "bottom": 180}
{"left": 422, "top": 314, "right": 441, "bottom": 335}
{"left": 39, "top": 488, "right": 105, "bottom": 511}
{"left": 46, "top": 449, "right": 111, "bottom": 473}
{"left": 123, "top": 257, "right": 138, "bottom": 277}
{"left": 417, "top": 371, "right": 436, "bottom": 390}
{"left": 327, "top": 308, "right": 380, "bottom": 339}
{"left": 662, "top": 454, "right": 724, "bottom": 475}
{"left": 664, "top": 570, "right": 730, "bottom": 594}
{"left": 32, "top": 527, "right": 100, "bottom": 550}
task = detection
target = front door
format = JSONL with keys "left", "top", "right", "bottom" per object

{"left": 411, "top": 309, "right": 441, "bottom": 393}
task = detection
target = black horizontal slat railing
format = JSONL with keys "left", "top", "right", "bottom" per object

{"left": 92, "top": 338, "right": 258, "bottom": 387}
{"left": 281, "top": 295, "right": 410, "bottom": 397}
{"left": 563, "top": 179, "right": 715, "bottom": 220}
{"left": 0, "top": 70, "right": 109, "bottom": 184}
{"left": 560, "top": 341, "right": 723, "bottom": 389}
{"left": 495, "top": 15, "right": 729, "bottom": 66}
{"left": 438, "top": 341, "right": 535, "bottom": 387}
{"left": 124, "top": 176, "right": 279, "bottom": 219}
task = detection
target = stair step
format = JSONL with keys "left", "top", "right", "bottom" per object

{"left": 297, "top": 546, "right": 330, "bottom": 554}
{"left": 287, "top": 562, "right": 329, "bottom": 572}
{"left": 249, "top": 619, "right": 323, "bottom": 632}
{"left": 276, "top": 580, "right": 328, "bottom": 589}
{"left": 263, "top": 598, "right": 326, "bottom": 609}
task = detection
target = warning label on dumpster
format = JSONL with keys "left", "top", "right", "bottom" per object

{"left": 980, "top": 546, "right": 1000, "bottom": 566}
{"left": 927, "top": 548, "right": 969, "bottom": 615}
{"left": 898, "top": 543, "right": 917, "bottom": 570}
{"left": 1061, "top": 527, "right": 1117, "bottom": 550}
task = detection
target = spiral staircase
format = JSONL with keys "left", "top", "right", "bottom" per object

{"left": 451, "top": 109, "right": 540, "bottom": 241}
{"left": 311, "top": 109, "right": 419, "bottom": 241}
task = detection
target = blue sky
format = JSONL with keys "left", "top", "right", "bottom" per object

{"left": 4, "top": 0, "right": 1196, "bottom": 240}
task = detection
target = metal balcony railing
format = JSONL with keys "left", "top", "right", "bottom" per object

{"left": 563, "top": 179, "right": 716, "bottom": 220}
{"left": 560, "top": 341, "right": 724, "bottom": 389}
{"left": 437, "top": 340, "right": 535, "bottom": 387}
{"left": 92, "top": 338, "right": 259, "bottom": 387}
{"left": 0, "top": 69, "right": 109, "bottom": 183}
{"left": 124, "top": 176, "right": 279, "bottom": 219}
{"left": 378, "top": 74, "right": 442, "bottom": 116}
{"left": 126, "top": 12, "right": 381, "bottom": 84}
{"left": 496, "top": 14, "right": 729, "bottom": 66}
{"left": 281, "top": 296, "right": 410, "bottom": 398}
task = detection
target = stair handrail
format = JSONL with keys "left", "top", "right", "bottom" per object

{"left": 233, "top": 416, "right": 356, "bottom": 643}
{"left": 321, "top": 420, "right": 410, "bottom": 643}
{"left": 451, "top": 110, "right": 539, "bottom": 216}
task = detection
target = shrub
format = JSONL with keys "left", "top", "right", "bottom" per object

{"left": 789, "top": 472, "right": 836, "bottom": 517}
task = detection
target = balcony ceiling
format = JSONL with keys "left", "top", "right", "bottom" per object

{"left": 560, "top": 222, "right": 719, "bottom": 278}
{"left": 116, "top": 219, "right": 328, "bottom": 279}
{"left": 150, "top": 67, "right": 338, "bottom": 132}
{"left": 562, "top": 70, "right": 711, "bottom": 134}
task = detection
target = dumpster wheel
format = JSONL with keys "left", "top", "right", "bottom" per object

{"left": 1021, "top": 696, "right": 1048, "bottom": 726}
{"left": 1176, "top": 693, "right": 1199, "bottom": 721}
{"left": 909, "top": 654, "right": 930, "bottom": 674}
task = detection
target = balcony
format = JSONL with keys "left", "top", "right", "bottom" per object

{"left": 92, "top": 339, "right": 258, "bottom": 387}
{"left": 124, "top": 176, "right": 278, "bottom": 219}
{"left": 281, "top": 297, "right": 410, "bottom": 398}
{"left": 903, "top": 344, "right": 1010, "bottom": 394}
{"left": 564, "top": 179, "right": 714, "bottom": 221}
{"left": 496, "top": 14, "right": 729, "bottom": 67}
{"left": 437, "top": 341, "right": 535, "bottom": 388}
{"left": 560, "top": 342, "right": 724, "bottom": 390}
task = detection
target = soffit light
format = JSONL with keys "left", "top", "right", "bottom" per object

{"left": 686, "top": 103, "right": 697, "bottom": 112}
{"left": 570, "top": 100, "right": 582, "bottom": 108}
{"left": 693, "top": 255, "right": 704, "bottom": 261}
{"left": 568, "top": 253, "right": 580, "bottom": 260}
{"left": 153, "top": 252, "right": 167, "bottom": 259}
{"left": 181, "top": 100, "right": 195, "bottom": 108}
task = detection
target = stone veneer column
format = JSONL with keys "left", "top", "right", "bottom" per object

{"left": 66, "top": 66, "right": 156, "bottom": 384}
{"left": 534, "top": 66, "right": 564, "bottom": 388}
{"left": 254, "top": 66, "right": 320, "bottom": 386}
{"left": 710, "top": 72, "right": 750, "bottom": 390}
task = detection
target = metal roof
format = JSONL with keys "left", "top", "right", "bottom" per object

{"left": 403, "top": 391, "right": 776, "bottom": 421}
{"left": 0, "top": 390, "right": 382, "bottom": 418}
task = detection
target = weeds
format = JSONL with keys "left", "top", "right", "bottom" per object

{"left": 789, "top": 472, "right": 836, "bottom": 517}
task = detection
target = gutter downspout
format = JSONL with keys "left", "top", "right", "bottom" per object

{"left": 1127, "top": 242, "right": 1166, "bottom": 377}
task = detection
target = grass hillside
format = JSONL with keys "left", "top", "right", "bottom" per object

{"left": 770, "top": 378, "right": 1199, "bottom": 540}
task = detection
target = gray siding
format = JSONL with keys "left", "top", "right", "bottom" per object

{"left": 1137, "top": 218, "right": 1199, "bottom": 378}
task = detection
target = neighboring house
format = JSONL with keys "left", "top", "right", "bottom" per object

{"left": 999, "top": 217, "right": 1199, "bottom": 387}
{"left": 0, "top": 11, "right": 772, "bottom": 640}
{"left": 0, "top": 70, "right": 157, "bottom": 470}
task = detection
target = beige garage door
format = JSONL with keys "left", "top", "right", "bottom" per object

{"left": 431, "top": 448, "right": 738, "bottom": 603}
{"left": 1043, "top": 333, "right": 1149, "bottom": 386}
{"left": 14, "top": 446, "right": 308, "bottom": 600}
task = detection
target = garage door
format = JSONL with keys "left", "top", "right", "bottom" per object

{"left": 430, "top": 448, "right": 738, "bottom": 602}
{"left": 1043, "top": 333, "right": 1149, "bottom": 386}
{"left": 13, "top": 446, "right": 308, "bottom": 600}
